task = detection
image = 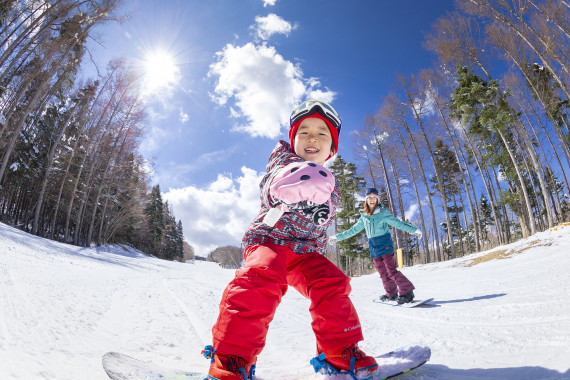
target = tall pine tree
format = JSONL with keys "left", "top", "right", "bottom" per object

{"left": 145, "top": 185, "right": 164, "bottom": 256}
{"left": 329, "top": 156, "right": 367, "bottom": 275}
{"left": 431, "top": 138, "right": 466, "bottom": 256}
{"left": 450, "top": 66, "right": 537, "bottom": 237}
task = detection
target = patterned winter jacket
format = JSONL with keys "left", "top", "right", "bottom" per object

{"left": 242, "top": 140, "right": 340, "bottom": 255}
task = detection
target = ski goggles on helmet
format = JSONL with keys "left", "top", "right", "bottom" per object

{"left": 366, "top": 188, "right": 379, "bottom": 196}
{"left": 290, "top": 100, "right": 342, "bottom": 133}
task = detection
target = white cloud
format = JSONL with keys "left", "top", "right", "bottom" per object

{"left": 163, "top": 166, "right": 264, "bottom": 257}
{"left": 405, "top": 203, "right": 419, "bottom": 221}
{"left": 208, "top": 42, "right": 336, "bottom": 139}
{"left": 179, "top": 108, "right": 189, "bottom": 123}
{"left": 263, "top": 0, "right": 278, "bottom": 7}
{"left": 229, "top": 106, "right": 241, "bottom": 118}
{"left": 412, "top": 93, "right": 435, "bottom": 117}
{"left": 411, "top": 83, "right": 438, "bottom": 118}
{"left": 423, "top": 87, "right": 437, "bottom": 116}
{"left": 306, "top": 83, "right": 335, "bottom": 103}
{"left": 208, "top": 174, "right": 234, "bottom": 192}
{"left": 252, "top": 14, "right": 294, "bottom": 40}
{"left": 497, "top": 170, "right": 507, "bottom": 182}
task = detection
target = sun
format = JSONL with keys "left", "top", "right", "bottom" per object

{"left": 141, "top": 49, "right": 180, "bottom": 94}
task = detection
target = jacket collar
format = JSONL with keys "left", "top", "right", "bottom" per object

{"left": 360, "top": 206, "right": 382, "bottom": 217}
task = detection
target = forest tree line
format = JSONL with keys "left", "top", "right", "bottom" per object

{"left": 2, "top": 1, "right": 570, "bottom": 269}
{"left": 328, "top": 0, "right": 570, "bottom": 275}
{"left": 0, "top": 1, "right": 185, "bottom": 260}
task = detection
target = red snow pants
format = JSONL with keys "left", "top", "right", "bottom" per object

{"left": 211, "top": 243, "right": 364, "bottom": 357}
{"left": 372, "top": 253, "right": 415, "bottom": 297}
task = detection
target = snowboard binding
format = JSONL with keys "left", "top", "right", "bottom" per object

{"left": 310, "top": 352, "right": 376, "bottom": 380}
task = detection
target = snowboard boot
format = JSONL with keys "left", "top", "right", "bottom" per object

{"left": 396, "top": 291, "right": 414, "bottom": 304}
{"left": 202, "top": 346, "right": 256, "bottom": 380}
{"left": 311, "top": 343, "right": 378, "bottom": 378}
{"left": 379, "top": 293, "right": 397, "bottom": 302}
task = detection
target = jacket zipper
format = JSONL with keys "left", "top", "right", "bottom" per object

{"left": 298, "top": 224, "right": 315, "bottom": 252}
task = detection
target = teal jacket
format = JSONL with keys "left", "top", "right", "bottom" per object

{"left": 336, "top": 207, "right": 417, "bottom": 242}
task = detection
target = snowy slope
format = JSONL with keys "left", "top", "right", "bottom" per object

{"left": 1, "top": 221, "right": 569, "bottom": 380}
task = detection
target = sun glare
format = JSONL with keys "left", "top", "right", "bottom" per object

{"left": 142, "top": 49, "right": 180, "bottom": 94}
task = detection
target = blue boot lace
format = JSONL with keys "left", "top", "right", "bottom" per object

{"left": 310, "top": 352, "right": 372, "bottom": 380}
{"left": 202, "top": 345, "right": 256, "bottom": 380}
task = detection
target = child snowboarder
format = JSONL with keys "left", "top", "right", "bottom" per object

{"left": 328, "top": 188, "right": 422, "bottom": 304}
{"left": 203, "top": 100, "right": 378, "bottom": 380}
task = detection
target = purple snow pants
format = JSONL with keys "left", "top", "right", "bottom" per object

{"left": 372, "top": 253, "right": 415, "bottom": 297}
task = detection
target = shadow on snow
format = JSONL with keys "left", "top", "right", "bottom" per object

{"left": 419, "top": 363, "right": 569, "bottom": 380}
{"left": 430, "top": 293, "right": 507, "bottom": 305}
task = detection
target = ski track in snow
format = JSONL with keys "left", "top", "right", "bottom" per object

{"left": 1, "top": 221, "right": 570, "bottom": 379}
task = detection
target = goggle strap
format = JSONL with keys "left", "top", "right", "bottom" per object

{"left": 292, "top": 101, "right": 339, "bottom": 120}
{"left": 291, "top": 104, "right": 341, "bottom": 130}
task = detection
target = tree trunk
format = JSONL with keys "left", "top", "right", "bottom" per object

{"left": 520, "top": 94, "right": 567, "bottom": 219}
{"left": 363, "top": 148, "right": 378, "bottom": 189}
{"left": 434, "top": 96, "right": 482, "bottom": 252}
{"left": 528, "top": 0, "right": 570, "bottom": 41}
{"left": 455, "top": 180, "right": 471, "bottom": 255}
{"left": 467, "top": 0, "right": 570, "bottom": 100}
{"left": 0, "top": 74, "right": 51, "bottom": 183}
{"left": 31, "top": 94, "right": 90, "bottom": 235}
{"left": 514, "top": 114, "right": 555, "bottom": 228}
{"left": 459, "top": 124, "right": 505, "bottom": 245}
{"left": 372, "top": 132, "right": 401, "bottom": 248}
{"left": 396, "top": 107, "right": 441, "bottom": 261}
{"left": 401, "top": 78, "right": 456, "bottom": 259}
{"left": 0, "top": 28, "right": 83, "bottom": 183}
{"left": 389, "top": 154, "right": 411, "bottom": 257}
{"left": 496, "top": 128, "right": 537, "bottom": 235}
{"left": 393, "top": 125, "right": 432, "bottom": 262}
{"left": 97, "top": 195, "right": 110, "bottom": 246}
{"left": 493, "top": 38, "right": 570, "bottom": 207}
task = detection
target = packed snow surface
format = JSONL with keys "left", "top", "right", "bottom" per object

{"left": 1, "top": 221, "right": 569, "bottom": 379}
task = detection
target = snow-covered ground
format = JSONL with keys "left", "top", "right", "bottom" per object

{"left": 1, "top": 221, "right": 569, "bottom": 380}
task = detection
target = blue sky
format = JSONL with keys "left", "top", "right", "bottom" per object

{"left": 84, "top": 0, "right": 456, "bottom": 256}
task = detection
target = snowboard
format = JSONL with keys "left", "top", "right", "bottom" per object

{"left": 102, "top": 345, "right": 430, "bottom": 380}
{"left": 371, "top": 345, "right": 430, "bottom": 380}
{"left": 373, "top": 297, "right": 434, "bottom": 308}
{"left": 102, "top": 352, "right": 202, "bottom": 379}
